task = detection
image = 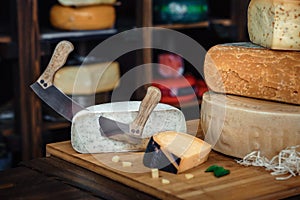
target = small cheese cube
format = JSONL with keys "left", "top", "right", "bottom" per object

{"left": 151, "top": 168, "right": 159, "bottom": 179}
{"left": 161, "top": 178, "right": 170, "bottom": 185}
{"left": 111, "top": 155, "right": 120, "bottom": 163}
{"left": 184, "top": 173, "right": 194, "bottom": 180}
{"left": 122, "top": 161, "right": 132, "bottom": 167}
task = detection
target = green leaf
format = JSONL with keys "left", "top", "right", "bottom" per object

{"left": 205, "top": 165, "right": 230, "bottom": 177}
{"left": 213, "top": 167, "right": 230, "bottom": 177}
{"left": 205, "top": 165, "right": 221, "bottom": 172}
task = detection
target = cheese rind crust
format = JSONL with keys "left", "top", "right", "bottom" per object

{"left": 58, "top": 0, "right": 116, "bottom": 6}
{"left": 50, "top": 4, "right": 116, "bottom": 30}
{"left": 204, "top": 42, "right": 300, "bottom": 105}
{"left": 201, "top": 92, "right": 300, "bottom": 159}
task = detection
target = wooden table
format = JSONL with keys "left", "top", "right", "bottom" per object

{"left": 0, "top": 120, "right": 299, "bottom": 200}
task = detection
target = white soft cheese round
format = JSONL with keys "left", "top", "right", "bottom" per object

{"left": 71, "top": 101, "right": 187, "bottom": 153}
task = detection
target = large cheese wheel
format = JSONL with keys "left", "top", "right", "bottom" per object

{"left": 143, "top": 131, "right": 211, "bottom": 174}
{"left": 54, "top": 62, "right": 120, "bottom": 95}
{"left": 248, "top": 0, "right": 300, "bottom": 50}
{"left": 71, "top": 102, "right": 187, "bottom": 153}
{"left": 201, "top": 91, "right": 300, "bottom": 159}
{"left": 50, "top": 4, "right": 116, "bottom": 30}
{"left": 58, "top": 0, "right": 116, "bottom": 6}
{"left": 204, "top": 42, "right": 300, "bottom": 105}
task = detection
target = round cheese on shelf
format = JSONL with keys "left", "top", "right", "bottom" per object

{"left": 50, "top": 4, "right": 116, "bottom": 30}
{"left": 204, "top": 42, "right": 300, "bottom": 105}
{"left": 53, "top": 62, "right": 120, "bottom": 95}
{"left": 58, "top": 0, "right": 116, "bottom": 6}
{"left": 200, "top": 91, "right": 300, "bottom": 159}
{"left": 248, "top": 0, "right": 300, "bottom": 50}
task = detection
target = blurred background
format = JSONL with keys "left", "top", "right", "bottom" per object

{"left": 0, "top": 0, "right": 250, "bottom": 169}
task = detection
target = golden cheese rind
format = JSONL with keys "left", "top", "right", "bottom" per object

{"left": 53, "top": 62, "right": 120, "bottom": 95}
{"left": 58, "top": 0, "right": 117, "bottom": 6}
{"left": 50, "top": 4, "right": 116, "bottom": 30}
{"left": 204, "top": 42, "right": 300, "bottom": 105}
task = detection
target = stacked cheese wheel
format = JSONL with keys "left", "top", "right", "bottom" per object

{"left": 201, "top": 0, "right": 300, "bottom": 159}
{"left": 50, "top": 0, "right": 116, "bottom": 30}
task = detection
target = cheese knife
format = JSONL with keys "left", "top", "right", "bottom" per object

{"left": 30, "top": 40, "right": 85, "bottom": 121}
{"left": 99, "top": 86, "right": 161, "bottom": 144}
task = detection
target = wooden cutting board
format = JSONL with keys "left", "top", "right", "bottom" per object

{"left": 46, "top": 120, "right": 300, "bottom": 200}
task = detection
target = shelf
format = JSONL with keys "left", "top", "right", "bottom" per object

{"left": 154, "top": 19, "right": 232, "bottom": 30}
{"left": 0, "top": 34, "right": 11, "bottom": 44}
{"left": 40, "top": 28, "right": 118, "bottom": 41}
{"left": 0, "top": 124, "right": 14, "bottom": 137}
{"left": 155, "top": 21, "right": 209, "bottom": 29}
{"left": 170, "top": 99, "right": 202, "bottom": 109}
{"left": 211, "top": 19, "right": 233, "bottom": 27}
{"left": 43, "top": 121, "right": 70, "bottom": 131}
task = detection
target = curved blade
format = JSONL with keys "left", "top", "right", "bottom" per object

{"left": 31, "top": 83, "right": 85, "bottom": 121}
{"left": 99, "top": 116, "right": 142, "bottom": 144}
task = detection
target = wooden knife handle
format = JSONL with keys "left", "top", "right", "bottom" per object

{"left": 37, "top": 40, "right": 74, "bottom": 89}
{"left": 130, "top": 86, "right": 161, "bottom": 136}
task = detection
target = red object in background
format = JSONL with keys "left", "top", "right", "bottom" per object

{"left": 152, "top": 75, "right": 197, "bottom": 105}
{"left": 195, "top": 79, "right": 208, "bottom": 98}
{"left": 158, "top": 53, "right": 184, "bottom": 78}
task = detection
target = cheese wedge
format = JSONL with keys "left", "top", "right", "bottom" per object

{"left": 143, "top": 131, "right": 211, "bottom": 174}
{"left": 204, "top": 42, "right": 300, "bottom": 105}
{"left": 201, "top": 91, "right": 300, "bottom": 159}
{"left": 54, "top": 62, "right": 120, "bottom": 95}
{"left": 50, "top": 4, "right": 115, "bottom": 30}
{"left": 248, "top": 0, "right": 300, "bottom": 50}
{"left": 71, "top": 102, "right": 186, "bottom": 153}
{"left": 58, "top": 0, "right": 116, "bottom": 6}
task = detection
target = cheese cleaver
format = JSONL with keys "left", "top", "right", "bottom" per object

{"left": 99, "top": 86, "right": 161, "bottom": 144}
{"left": 30, "top": 40, "right": 85, "bottom": 121}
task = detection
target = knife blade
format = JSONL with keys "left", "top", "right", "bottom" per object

{"left": 30, "top": 40, "right": 85, "bottom": 121}
{"left": 98, "top": 86, "right": 161, "bottom": 144}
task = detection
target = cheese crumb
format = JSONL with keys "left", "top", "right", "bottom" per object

{"left": 111, "top": 155, "right": 120, "bottom": 163}
{"left": 161, "top": 178, "right": 170, "bottom": 184}
{"left": 122, "top": 161, "right": 132, "bottom": 167}
{"left": 151, "top": 168, "right": 159, "bottom": 179}
{"left": 184, "top": 173, "right": 194, "bottom": 180}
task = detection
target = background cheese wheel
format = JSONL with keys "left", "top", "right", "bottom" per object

{"left": 71, "top": 102, "right": 187, "bottom": 153}
{"left": 58, "top": 0, "right": 116, "bottom": 6}
{"left": 204, "top": 42, "right": 300, "bottom": 105}
{"left": 248, "top": 0, "right": 300, "bottom": 50}
{"left": 50, "top": 4, "right": 116, "bottom": 30}
{"left": 200, "top": 92, "right": 300, "bottom": 159}
{"left": 53, "top": 62, "right": 120, "bottom": 95}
